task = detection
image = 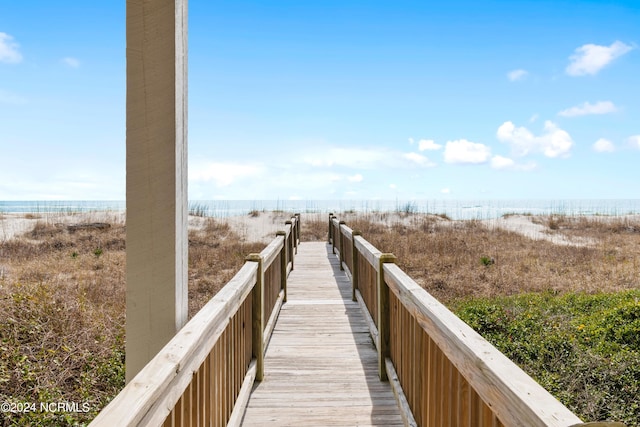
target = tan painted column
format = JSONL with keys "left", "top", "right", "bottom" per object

{"left": 125, "top": 0, "right": 188, "bottom": 383}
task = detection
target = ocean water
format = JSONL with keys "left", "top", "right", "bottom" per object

{"left": 1, "top": 199, "right": 640, "bottom": 220}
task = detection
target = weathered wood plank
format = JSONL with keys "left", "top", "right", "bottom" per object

{"left": 241, "top": 242, "right": 402, "bottom": 426}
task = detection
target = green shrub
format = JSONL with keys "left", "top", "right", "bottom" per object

{"left": 454, "top": 290, "right": 640, "bottom": 426}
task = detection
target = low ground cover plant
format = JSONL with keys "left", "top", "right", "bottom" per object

{"left": 454, "top": 290, "right": 640, "bottom": 425}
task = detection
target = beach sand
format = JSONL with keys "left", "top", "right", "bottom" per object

{"left": 0, "top": 211, "right": 126, "bottom": 242}
{"left": 3, "top": 210, "right": 638, "bottom": 246}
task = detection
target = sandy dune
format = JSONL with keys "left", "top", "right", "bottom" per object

{"left": 481, "top": 215, "right": 596, "bottom": 247}
{"left": 0, "top": 211, "right": 126, "bottom": 242}
{"left": 3, "top": 210, "right": 636, "bottom": 247}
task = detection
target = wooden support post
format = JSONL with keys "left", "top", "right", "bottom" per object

{"left": 295, "top": 213, "right": 301, "bottom": 250}
{"left": 351, "top": 231, "right": 361, "bottom": 302}
{"left": 285, "top": 220, "right": 294, "bottom": 270}
{"left": 125, "top": 0, "right": 188, "bottom": 383}
{"left": 377, "top": 253, "right": 396, "bottom": 381}
{"left": 276, "top": 231, "right": 287, "bottom": 302}
{"left": 338, "top": 221, "right": 346, "bottom": 270}
{"left": 328, "top": 213, "right": 334, "bottom": 246}
{"left": 246, "top": 254, "right": 264, "bottom": 381}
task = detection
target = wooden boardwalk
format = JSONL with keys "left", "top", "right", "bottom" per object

{"left": 241, "top": 242, "right": 404, "bottom": 426}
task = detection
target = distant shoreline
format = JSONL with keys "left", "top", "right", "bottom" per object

{"left": 3, "top": 209, "right": 640, "bottom": 247}
{"left": 2, "top": 199, "right": 640, "bottom": 220}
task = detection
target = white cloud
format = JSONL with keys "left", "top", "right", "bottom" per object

{"left": 303, "top": 146, "right": 434, "bottom": 169}
{"left": 189, "top": 161, "right": 262, "bottom": 187}
{"left": 418, "top": 139, "right": 442, "bottom": 151}
{"left": 303, "top": 147, "right": 384, "bottom": 168}
{"left": 490, "top": 155, "right": 515, "bottom": 169}
{"left": 440, "top": 188, "right": 450, "bottom": 194}
{"left": 558, "top": 101, "right": 617, "bottom": 117}
{"left": 443, "top": 139, "right": 491, "bottom": 164}
{"left": 628, "top": 135, "right": 640, "bottom": 150}
{"left": 347, "top": 173, "right": 363, "bottom": 183}
{"left": 507, "top": 69, "right": 528, "bottom": 82}
{"left": 62, "top": 57, "right": 80, "bottom": 68}
{"left": 389, "top": 184, "right": 397, "bottom": 190}
{"left": 490, "top": 155, "right": 536, "bottom": 171}
{"left": 593, "top": 138, "right": 615, "bottom": 153}
{"left": 529, "top": 114, "right": 539, "bottom": 123}
{"left": 566, "top": 41, "right": 633, "bottom": 76}
{"left": 408, "top": 137, "right": 415, "bottom": 145}
{"left": 0, "top": 32, "right": 22, "bottom": 63}
{"left": 403, "top": 152, "right": 436, "bottom": 167}
{"left": 497, "top": 120, "right": 573, "bottom": 158}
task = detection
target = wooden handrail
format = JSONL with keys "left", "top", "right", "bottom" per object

{"left": 90, "top": 262, "right": 257, "bottom": 426}
{"left": 384, "top": 263, "right": 582, "bottom": 426}
{"left": 90, "top": 215, "right": 300, "bottom": 426}
{"left": 330, "top": 216, "right": 592, "bottom": 427}
{"left": 260, "top": 234, "right": 284, "bottom": 271}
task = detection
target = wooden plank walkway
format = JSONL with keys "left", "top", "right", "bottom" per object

{"left": 241, "top": 242, "right": 403, "bottom": 426}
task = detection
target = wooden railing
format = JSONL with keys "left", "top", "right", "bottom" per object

{"left": 329, "top": 213, "right": 621, "bottom": 427}
{"left": 90, "top": 215, "right": 300, "bottom": 427}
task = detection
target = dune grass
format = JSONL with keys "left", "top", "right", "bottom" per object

{"left": 339, "top": 213, "right": 640, "bottom": 303}
{"left": 1, "top": 212, "right": 639, "bottom": 425}
{"left": 0, "top": 214, "right": 265, "bottom": 426}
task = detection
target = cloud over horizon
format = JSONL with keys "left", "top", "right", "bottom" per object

{"left": 490, "top": 155, "right": 536, "bottom": 171}
{"left": 566, "top": 41, "right": 633, "bottom": 76}
{"left": 443, "top": 139, "right": 491, "bottom": 164}
{"left": 0, "top": 32, "right": 22, "bottom": 63}
{"left": 302, "top": 146, "right": 435, "bottom": 170}
{"left": 403, "top": 152, "right": 436, "bottom": 167}
{"left": 347, "top": 173, "right": 363, "bottom": 183}
{"left": 593, "top": 138, "right": 615, "bottom": 152}
{"left": 417, "top": 139, "right": 442, "bottom": 151}
{"left": 497, "top": 120, "right": 573, "bottom": 158}
{"left": 558, "top": 101, "right": 618, "bottom": 117}
{"left": 189, "top": 160, "right": 263, "bottom": 187}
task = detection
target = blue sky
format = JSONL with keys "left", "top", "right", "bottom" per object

{"left": 1, "top": 1, "right": 639, "bottom": 201}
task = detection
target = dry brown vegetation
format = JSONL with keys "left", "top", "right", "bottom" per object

{"left": 2, "top": 211, "right": 639, "bottom": 425}
{"left": 300, "top": 215, "right": 329, "bottom": 241}
{"left": 187, "top": 217, "right": 265, "bottom": 317}
{"left": 0, "top": 219, "right": 126, "bottom": 425}
{"left": 0, "top": 214, "right": 266, "bottom": 425}
{"left": 333, "top": 213, "right": 640, "bottom": 305}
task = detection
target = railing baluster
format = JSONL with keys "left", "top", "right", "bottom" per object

{"left": 246, "top": 254, "right": 264, "bottom": 382}
{"left": 420, "top": 329, "right": 429, "bottom": 426}
{"left": 277, "top": 230, "right": 287, "bottom": 302}
{"left": 351, "top": 231, "right": 360, "bottom": 301}
{"left": 377, "top": 253, "right": 396, "bottom": 380}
